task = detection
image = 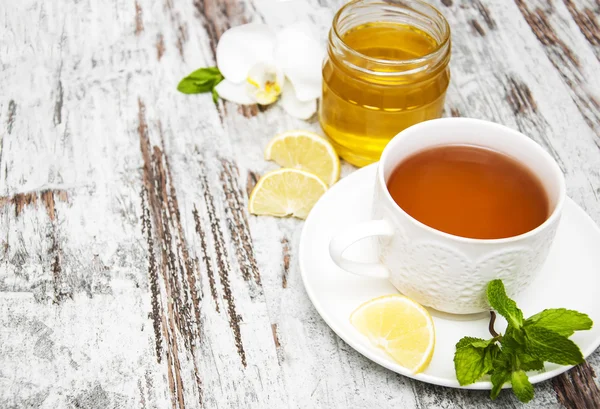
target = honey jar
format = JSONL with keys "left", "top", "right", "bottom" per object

{"left": 320, "top": 0, "right": 451, "bottom": 167}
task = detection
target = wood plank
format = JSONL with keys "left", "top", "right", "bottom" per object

{"left": 0, "top": 0, "right": 599, "bottom": 408}
{"left": 562, "top": 0, "right": 600, "bottom": 62}
{"left": 514, "top": 0, "right": 600, "bottom": 140}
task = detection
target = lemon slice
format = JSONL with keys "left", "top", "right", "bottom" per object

{"left": 248, "top": 168, "right": 328, "bottom": 219}
{"left": 264, "top": 130, "right": 341, "bottom": 186}
{"left": 350, "top": 295, "right": 435, "bottom": 373}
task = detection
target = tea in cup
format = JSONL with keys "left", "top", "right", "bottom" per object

{"left": 329, "top": 118, "right": 566, "bottom": 314}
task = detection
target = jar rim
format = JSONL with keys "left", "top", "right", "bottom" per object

{"left": 331, "top": 0, "right": 451, "bottom": 67}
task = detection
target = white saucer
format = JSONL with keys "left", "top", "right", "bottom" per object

{"left": 299, "top": 164, "right": 600, "bottom": 389}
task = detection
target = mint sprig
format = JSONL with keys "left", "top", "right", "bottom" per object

{"left": 177, "top": 67, "right": 224, "bottom": 104}
{"left": 454, "top": 279, "right": 593, "bottom": 403}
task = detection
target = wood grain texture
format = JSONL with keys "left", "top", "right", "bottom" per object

{"left": 0, "top": 0, "right": 599, "bottom": 408}
{"left": 514, "top": 0, "right": 600, "bottom": 142}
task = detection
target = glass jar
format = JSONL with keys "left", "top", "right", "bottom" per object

{"left": 320, "top": 0, "right": 451, "bottom": 167}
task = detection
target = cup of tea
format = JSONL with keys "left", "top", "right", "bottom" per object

{"left": 329, "top": 118, "right": 566, "bottom": 314}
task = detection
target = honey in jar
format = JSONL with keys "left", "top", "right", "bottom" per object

{"left": 320, "top": 0, "right": 451, "bottom": 167}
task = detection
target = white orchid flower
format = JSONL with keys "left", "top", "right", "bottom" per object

{"left": 214, "top": 22, "right": 324, "bottom": 120}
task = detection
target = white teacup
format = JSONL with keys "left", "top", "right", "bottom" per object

{"left": 329, "top": 118, "right": 566, "bottom": 314}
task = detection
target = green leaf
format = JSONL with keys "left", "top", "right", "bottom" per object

{"left": 518, "top": 352, "right": 545, "bottom": 372}
{"left": 490, "top": 368, "right": 511, "bottom": 400}
{"left": 454, "top": 338, "right": 498, "bottom": 386}
{"left": 511, "top": 370, "right": 534, "bottom": 403}
{"left": 525, "top": 326, "right": 584, "bottom": 365}
{"left": 492, "top": 348, "right": 513, "bottom": 371}
{"left": 483, "top": 344, "right": 501, "bottom": 374}
{"left": 487, "top": 280, "right": 524, "bottom": 329}
{"left": 456, "top": 336, "right": 492, "bottom": 350}
{"left": 212, "top": 87, "right": 219, "bottom": 104}
{"left": 502, "top": 326, "right": 526, "bottom": 351}
{"left": 489, "top": 348, "right": 514, "bottom": 399}
{"left": 454, "top": 346, "right": 487, "bottom": 386}
{"left": 499, "top": 329, "right": 545, "bottom": 371}
{"left": 198, "top": 67, "right": 222, "bottom": 76}
{"left": 185, "top": 67, "right": 222, "bottom": 81}
{"left": 526, "top": 308, "right": 593, "bottom": 337}
{"left": 177, "top": 67, "right": 224, "bottom": 95}
{"left": 177, "top": 78, "right": 213, "bottom": 94}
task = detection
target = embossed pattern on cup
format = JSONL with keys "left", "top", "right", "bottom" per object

{"left": 374, "top": 180, "right": 561, "bottom": 313}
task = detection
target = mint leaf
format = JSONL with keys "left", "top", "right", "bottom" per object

{"left": 487, "top": 280, "right": 523, "bottom": 329}
{"left": 212, "top": 87, "right": 220, "bottom": 104}
{"left": 454, "top": 346, "right": 488, "bottom": 385}
{"left": 489, "top": 350, "right": 512, "bottom": 399}
{"left": 474, "top": 339, "right": 496, "bottom": 349}
{"left": 511, "top": 370, "right": 534, "bottom": 403}
{"left": 483, "top": 343, "right": 500, "bottom": 374}
{"left": 456, "top": 337, "right": 494, "bottom": 349}
{"left": 456, "top": 336, "right": 485, "bottom": 349}
{"left": 502, "top": 326, "right": 526, "bottom": 351}
{"left": 500, "top": 328, "right": 544, "bottom": 371}
{"left": 526, "top": 308, "right": 593, "bottom": 337}
{"left": 518, "top": 352, "right": 545, "bottom": 371}
{"left": 454, "top": 337, "right": 499, "bottom": 385}
{"left": 490, "top": 368, "right": 511, "bottom": 400}
{"left": 177, "top": 67, "right": 224, "bottom": 95}
{"left": 525, "top": 326, "right": 584, "bottom": 365}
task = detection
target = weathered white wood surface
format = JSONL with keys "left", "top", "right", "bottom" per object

{"left": 1, "top": 0, "right": 599, "bottom": 408}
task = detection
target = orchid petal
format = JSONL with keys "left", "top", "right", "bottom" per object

{"left": 246, "top": 63, "right": 284, "bottom": 105}
{"left": 275, "top": 22, "right": 324, "bottom": 102}
{"left": 216, "top": 23, "right": 276, "bottom": 83}
{"left": 214, "top": 80, "right": 255, "bottom": 105}
{"left": 280, "top": 80, "right": 317, "bottom": 120}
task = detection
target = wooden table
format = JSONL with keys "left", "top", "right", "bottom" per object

{"left": 1, "top": 0, "right": 600, "bottom": 408}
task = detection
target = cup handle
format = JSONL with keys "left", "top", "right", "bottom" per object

{"left": 329, "top": 219, "right": 394, "bottom": 279}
